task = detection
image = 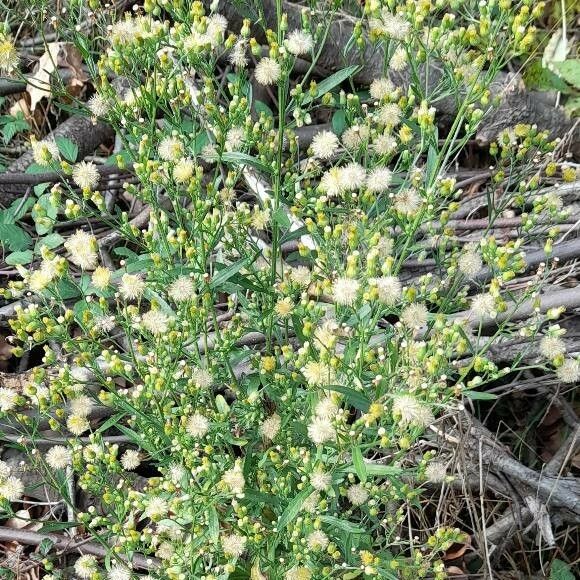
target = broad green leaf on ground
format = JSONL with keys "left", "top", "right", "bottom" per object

{"left": 55, "top": 136, "right": 79, "bottom": 162}
{"left": 5, "top": 249, "right": 34, "bottom": 265}
{"left": 0, "top": 224, "right": 32, "bottom": 252}
{"left": 550, "top": 559, "right": 575, "bottom": 580}
{"left": 554, "top": 59, "right": 580, "bottom": 89}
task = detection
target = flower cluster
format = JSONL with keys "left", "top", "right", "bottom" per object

{"left": 0, "top": 1, "right": 574, "bottom": 579}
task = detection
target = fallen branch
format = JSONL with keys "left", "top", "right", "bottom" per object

{"left": 0, "top": 527, "right": 160, "bottom": 570}
{"left": 0, "top": 116, "right": 115, "bottom": 205}
{"left": 217, "top": 1, "right": 579, "bottom": 150}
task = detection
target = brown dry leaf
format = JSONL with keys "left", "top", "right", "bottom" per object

{"left": 6, "top": 509, "right": 42, "bottom": 531}
{"left": 27, "top": 43, "right": 62, "bottom": 111}
{"left": 0, "top": 370, "right": 34, "bottom": 392}
{"left": 8, "top": 96, "right": 40, "bottom": 126}
{"left": 59, "top": 43, "right": 88, "bottom": 98}
{"left": 446, "top": 566, "right": 468, "bottom": 576}
{"left": 0, "top": 335, "right": 12, "bottom": 370}
{"left": 442, "top": 535, "right": 471, "bottom": 561}
{"left": 27, "top": 43, "right": 88, "bottom": 110}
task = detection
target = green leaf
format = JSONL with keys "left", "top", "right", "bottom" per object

{"left": 277, "top": 487, "right": 312, "bottom": 530}
{"left": 32, "top": 193, "right": 57, "bottom": 235}
{"left": 332, "top": 109, "right": 347, "bottom": 135}
{"left": 280, "top": 225, "right": 309, "bottom": 244}
{"left": 35, "top": 232, "right": 64, "bottom": 252}
{"left": 207, "top": 505, "right": 219, "bottom": 542}
{"left": 112, "top": 246, "right": 140, "bottom": 261}
{"left": 39, "top": 520, "right": 77, "bottom": 533}
{"left": 5, "top": 249, "right": 33, "bottom": 265}
{"left": 554, "top": 59, "right": 580, "bottom": 89}
{"left": 33, "top": 182, "right": 52, "bottom": 197}
{"left": 215, "top": 394, "right": 230, "bottom": 414}
{"left": 550, "top": 559, "right": 575, "bottom": 580}
{"left": 210, "top": 256, "right": 254, "bottom": 290}
{"left": 55, "top": 136, "right": 79, "bottom": 162}
{"left": 272, "top": 207, "right": 291, "bottom": 228}
{"left": 2, "top": 115, "right": 29, "bottom": 144}
{"left": 319, "top": 515, "right": 365, "bottom": 534}
{"left": 464, "top": 390, "right": 498, "bottom": 401}
{"left": 364, "top": 464, "right": 402, "bottom": 476}
{"left": 523, "top": 60, "right": 571, "bottom": 93}
{"left": 222, "top": 152, "right": 272, "bottom": 175}
{"left": 565, "top": 96, "right": 580, "bottom": 117}
{"left": 25, "top": 163, "right": 49, "bottom": 174}
{"left": 53, "top": 278, "right": 82, "bottom": 300}
{"left": 254, "top": 100, "right": 273, "bottom": 117}
{"left": 0, "top": 224, "right": 32, "bottom": 251}
{"left": 38, "top": 538, "right": 54, "bottom": 555}
{"left": 302, "top": 65, "right": 359, "bottom": 105}
{"left": 425, "top": 145, "right": 439, "bottom": 184}
{"left": 352, "top": 446, "right": 367, "bottom": 483}
{"left": 326, "top": 384, "right": 370, "bottom": 412}
{"left": 0, "top": 197, "right": 35, "bottom": 224}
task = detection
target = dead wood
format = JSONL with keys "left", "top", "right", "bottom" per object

{"left": 0, "top": 116, "right": 114, "bottom": 206}
{"left": 0, "top": 527, "right": 160, "bottom": 570}
{"left": 460, "top": 414, "right": 580, "bottom": 519}
{"left": 217, "top": 1, "right": 579, "bottom": 151}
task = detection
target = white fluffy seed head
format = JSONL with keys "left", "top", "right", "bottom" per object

{"left": 470, "top": 293, "right": 496, "bottom": 319}
{"left": 173, "top": 157, "right": 195, "bottom": 183}
{"left": 186, "top": 412, "right": 209, "bottom": 438}
{"left": 120, "top": 449, "right": 141, "bottom": 470}
{"left": 0, "top": 476, "right": 24, "bottom": 501}
{"left": 72, "top": 161, "right": 100, "bottom": 190}
{"left": 400, "top": 302, "right": 428, "bottom": 329}
{"left": 540, "top": 335, "right": 566, "bottom": 360}
{"left": 168, "top": 275, "right": 196, "bottom": 302}
{"left": 392, "top": 394, "right": 434, "bottom": 428}
{"left": 373, "top": 132, "right": 398, "bottom": 156}
{"left": 254, "top": 57, "right": 281, "bottom": 85}
{"left": 458, "top": 250, "right": 483, "bottom": 278}
{"left": 311, "top": 130, "right": 339, "bottom": 159}
{"left": 425, "top": 460, "right": 447, "bottom": 483}
{"left": 556, "top": 358, "right": 580, "bottom": 383}
{"left": 333, "top": 277, "right": 360, "bottom": 306}
{"left": 67, "top": 413, "right": 90, "bottom": 436}
{"left": 372, "top": 276, "right": 401, "bottom": 305}
{"left": 119, "top": 273, "right": 145, "bottom": 300}
{"left": 307, "top": 530, "right": 329, "bottom": 551}
{"left": 378, "top": 103, "right": 402, "bottom": 127}
{"left": 158, "top": 136, "right": 183, "bottom": 162}
{"left": 0, "top": 388, "right": 18, "bottom": 412}
{"left": 285, "top": 30, "right": 314, "bottom": 55}
{"left": 141, "top": 309, "right": 170, "bottom": 335}
{"left": 394, "top": 188, "right": 421, "bottom": 215}
{"left": 88, "top": 93, "right": 109, "bottom": 117}
{"left": 46, "top": 445, "right": 72, "bottom": 469}
{"left": 64, "top": 230, "right": 99, "bottom": 270}
{"left": 260, "top": 414, "right": 281, "bottom": 440}
{"left": 32, "top": 139, "right": 60, "bottom": 166}
{"left": 74, "top": 554, "right": 98, "bottom": 579}
{"left": 310, "top": 470, "right": 332, "bottom": 491}
{"left": 369, "top": 77, "right": 395, "bottom": 100}
{"left": 347, "top": 484, "right": 369, "bottom": 506}
{"left": 307, "top": 416, "right": 336, "bottom": 445}
{"left": 221, "top": 533, "right": 247, "bottom": 557}
{"left": 222, "top": 463, "right": 246, "bottom": 494}
{"left": 366, "top": 167, "right": 392, "bottom": 193}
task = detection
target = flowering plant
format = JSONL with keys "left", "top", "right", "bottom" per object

{"left": 0, "top": 1, "right": 577, "bottom": 579}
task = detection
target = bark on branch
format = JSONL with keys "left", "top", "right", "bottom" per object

{"left": 217, "top": 1, "right": 578, "bottom": 152}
